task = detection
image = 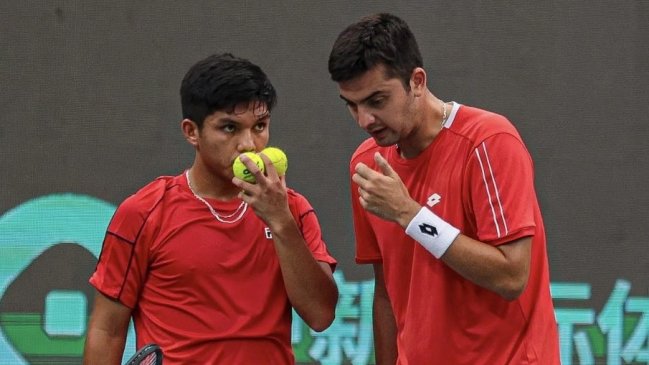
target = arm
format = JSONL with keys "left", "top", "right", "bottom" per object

{"left": 353, "top": 152, "right": 530, "bottom": 300}
{"left": 83, "top": 292, "right": 132, "bottom": 365}
{"left": 233, "top": 153, "right": 338, "bottom": 331}
{"left": 439, "top": 235, "right": 530, "bottom": 300}
{"left": 272, "top": 223, "right": 338, "bottom": 332}
{"left": 372, "top": 263, "right": 398, "bottom": 365}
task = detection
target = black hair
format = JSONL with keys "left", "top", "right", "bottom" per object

{"left": 180, "top": 53, "right": 277, "bottom": 128}
{"left": 328, "top": 13, "right": 423, "bottom": 89}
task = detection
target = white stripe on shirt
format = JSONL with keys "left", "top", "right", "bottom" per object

{"left": 475, "top": 142, "right": 508, "bottom": 238}
{"left": 481, "top": 142, "right": 509, "bottom": 235}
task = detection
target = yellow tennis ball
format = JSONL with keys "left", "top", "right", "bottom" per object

{"left": 233, "top": 152, "right": 265, "bottom": 183}
{"left": 261, "top": 147, "right": 288, "bottom": 176}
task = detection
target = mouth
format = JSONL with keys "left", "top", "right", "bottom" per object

{"left": 368, "top": 127, "right": 387, "bottom": 139}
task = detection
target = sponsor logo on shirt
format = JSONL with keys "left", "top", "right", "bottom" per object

{"left": 426, "top": 193, "right": 441, "bottom": 208}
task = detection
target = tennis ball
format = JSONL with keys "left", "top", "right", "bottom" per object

{"left": 261, "top": 147, "right": 288, "bottom": 176}
{"left": 233, "top": 152, "right": 265, "bottom": 183}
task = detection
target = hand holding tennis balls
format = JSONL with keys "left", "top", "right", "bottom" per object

{"left": 232, "top": 147, "right": 288, "bottom": 183}
{"left": 260, "top": 147, "right": 288, "bottom": 176}
{"left": 232, "top": 152, "right": 265, "bottom": 183}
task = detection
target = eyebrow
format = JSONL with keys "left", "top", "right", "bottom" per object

{"left": 339, "top": 90, "right": 384, "bottom": 106}
{"left": 255, "top": 111, "right": 271, "bottom": 121}
{"left": 217, "top": 112, "right": 270, "bottom": 124}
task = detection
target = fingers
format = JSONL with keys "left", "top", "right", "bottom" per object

{"left": 237, "top": 187, "right": 251, "bottom": 202}
{"left": 354, "top": 153, "right": 396, "bottom": 180}
{"left": 353, "top": 165, "right": 373, "bottom": 211}
{"left": 374, "top": 152, "right": 397, "bottom": 178}
{"left": 232, "top": 152, "right": 285, "bottom": 201}
{"left": 353, "top": 153, "right": 397, "bottom": 191}
{"left": 240, "top": 153, "right": 265, "bottom": 181}
{"left": 357, "top": 194, "right": 369, "bottom": 210}
{"left": 232, "top": 154, "right": 261, "bottom": 199}
{"left": 353, "top": 153, "right": 408, "bottom": 221}
{"left": 258, "top": 152, "right": 279, "bottom": 179}
{"left": 233, "top": 152, "right": 290, "bottom": 225}
{"left": 353, "top": 162, "right": 375, "bottom": 184}
{"left": 352, "top": 162, "right": 379, "bottom": 195}
{"left": 278, "top": 174, "right": 287, "bottom": 188}
{"left": 236, "top": 152, "right": 281, "bottom": 183}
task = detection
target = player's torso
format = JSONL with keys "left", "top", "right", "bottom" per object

{"left": 366, "top": 130, "right": 474, "bottom": 264}
{"left": 364, "top": 108, "right": 557, "bottom": 363}
{"left": 133, "top": 180, "right": 293, "bottom": 360}
{"left": 150, "top": 195, "right": 280, "bottom": 292}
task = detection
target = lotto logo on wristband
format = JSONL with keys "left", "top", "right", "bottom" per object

{"left": 406, "top": 207, "right": 460, "bottom": 259}
{"left": 419, "top": 223, "right": 438, "bottom": 237}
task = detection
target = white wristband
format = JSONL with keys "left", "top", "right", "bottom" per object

{"left": 405, "top": 207, "right": 460, "bottom": 259}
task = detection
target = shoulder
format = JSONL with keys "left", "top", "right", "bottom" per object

{"left": 286, "top": 188, "right": 314, "bottom": 213}
{"left": 115, "top": 175, "right": 181, "bottom": 219}
{"left": 451, "top": 105, "right": 523, "bottom": 146}
{"left": 107, "top": 175, "right": 180, "bottom": 238}
{"left": 285, "top": 188, "right": 321, "bottom": 228}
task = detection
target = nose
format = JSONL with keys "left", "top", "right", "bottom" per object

{"left": 237, "top": 131, "right": 256, "bottom": 152}
{"left": 357, "top": 107, "right": 376, "bottom": 130}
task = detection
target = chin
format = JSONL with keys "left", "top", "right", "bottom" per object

{"left": 373, "top": 136, "right": 398, "bottom": 147}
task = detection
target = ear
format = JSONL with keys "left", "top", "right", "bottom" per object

{"left": 409, "top": 67, "right": 427, "bottom": 96}
{"left": 181, "top": 118, "right": 199, "bottom": 146}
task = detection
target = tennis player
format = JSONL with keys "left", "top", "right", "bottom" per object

{"left": 328, "top": 13, "right": 560, "bottom": 364}
{"left": 82, "top": 53, "right": 338, "bottom": 364}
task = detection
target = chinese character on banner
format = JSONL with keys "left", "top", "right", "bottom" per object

{"left": 553, "top": 280, "right": 649, "bottom": 365}
{"left": 308, "top": 271, "right": 374, "bottom": 365}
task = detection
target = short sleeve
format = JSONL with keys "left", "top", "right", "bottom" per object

{"left": 466, "top": 133, "right": 537, "bottom": 245}
{"left": 288, "top": 191, "right": 337, "bottom": 270}
{"left": 89, "top": 179, "right": 167, "bottom": 308}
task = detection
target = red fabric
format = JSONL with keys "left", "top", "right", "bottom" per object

{"left": 90, "top": 173, "right": 336, "bottom": 364}
{"left": 352, "top": 104, "right": 560, "bottom": 364}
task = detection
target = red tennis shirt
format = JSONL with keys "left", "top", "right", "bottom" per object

{"left": 90, "top": 173, "right": 336, "bottom": 364}
{"left": 351, "top": 103, "right": 560, "bottom": 364}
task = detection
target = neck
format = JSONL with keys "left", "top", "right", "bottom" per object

{"left": 398, "top": 94, "right": 446, "bottom": 159}
{"left": 187, "top": 165, "right": 240, "bottom": 201}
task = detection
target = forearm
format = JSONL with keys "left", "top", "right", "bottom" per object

{"left": 270, "top": 215, "right": 338, "bottom": 332}
{"left": 440, "top": 235, "right": 530, "bottom": 300}
{"left": 83, "top": 292, "right": 131, "bottom": 365}
{"left": 373, "top": 296, "right": 398, "bottom": 365}
{"left": 82, "top": 328, "right": 127, "bottom": 365}
{"left": 400, "top": 205, "right": 531, "bottom": 300}
{"left": 355, "top": 152, "right": 530, "bottom": 299}
{"left": 372, "top": 264, "right": 397, "bottom": 365}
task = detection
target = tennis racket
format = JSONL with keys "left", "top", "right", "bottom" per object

{"left": 124, "top": 343, "right": 163, "bottom": 365}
